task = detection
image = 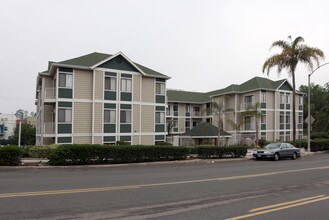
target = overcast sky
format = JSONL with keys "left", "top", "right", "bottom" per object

{"left": 1, "top": 0, "right": 329, "bottom": 114}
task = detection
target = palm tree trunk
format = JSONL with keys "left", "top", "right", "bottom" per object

{"left": 292, "top": 72, "right": 296, "bottom": 146}
{"left": 255, "top": 118, "right": 259, "bottom": 148}
{"left": 217, "top": 119, "right": 221, "bottom": 146}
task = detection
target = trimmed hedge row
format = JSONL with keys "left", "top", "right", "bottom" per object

{"left": 0, "top": 146, "right": 23, "bottom": 166}
{"left": 293, "top": 139, "right": 329, "bottom": 152}
{"left": 48, "top": 145, "right": 190, "bottom": 165}
{"left": 28, "top": 146, "right": 57, "bottom": 158}
{"left": 196, "top": 146, "right": 248, "bottom": 159}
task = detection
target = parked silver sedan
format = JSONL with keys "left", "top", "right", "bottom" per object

{"left": 253, "top": 143, "right": 301, "bottom": 161}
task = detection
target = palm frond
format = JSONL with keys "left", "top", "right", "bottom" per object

{"left": 292, "top": 36, "right": 304, "bottom": 49}
{"left": 271, "top": 40, "right": 290, "bottom": 50}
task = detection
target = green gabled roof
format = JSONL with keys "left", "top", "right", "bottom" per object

{"left": 59, "top": 52, "right": 111, "bottom": 67}
{"left": 168, "top": 77, "right": 290, "bottom": 103}
{"left": 43, "top": 52, "right": 169, "bottom": 78}
{"left": 167, "top": 90, "right": 210, "bottom": 103}
{"left": 181, "top": 122, "right": 231, "bottom": 137}
{"left": 209, "top": 77, "right": 287, "bottom": 97}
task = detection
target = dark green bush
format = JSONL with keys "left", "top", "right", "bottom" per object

{"left": 310, "top": 132, "right": 329, "bottom": 140}
{"left": 258, "top": 139, "right": 269, "bottom": 147}
{"left": 196, "top": 146, "right": 248, "bottom": 159}
{"left": 28, "top": 146, "right": 57, "bottom": 158}
{"left": 0, "top": 146, "right": 23, "bottom": 166}
{"left": 292, "top": 139, "right": 329, "bottom": 152}
{"left": 48, "top": 144, "right": 190, "bottom": 166}
{"left": 155, "top": 142, "right": 173, "bottom": 146}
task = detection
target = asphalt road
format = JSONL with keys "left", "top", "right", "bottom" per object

{"left": 1, "top": 153, "right": 329, "bottom": 220}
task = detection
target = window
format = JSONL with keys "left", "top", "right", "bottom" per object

{"left": 185, "top": 104, "right": 190, "bottom": 113}
{"left": 120, "top": 110, "right": 131, "bottom": 123}
{"left": 286, "top": 94, "right": 291, "bottom": 104}
{"left": 105, "top": 77, "right": 116, "bottom": 91}
{"left": 244, "top": 96, "right": 253, "bottom": 108}
{"left": 121, "top": 78, "right": 132, "bottom": 92}
{"left": 286, "top": 115, "right": 290, "bottom": 123}
{"left": 280, "top": 93, "right": 284, "bottom": 104}
{"left": 261, "top": 114, "right": 266, "bottom": 124}
{"left": 261, "top": 92, "right": 266, "bottom": 103}
{"left": 299, "top": 96, "right": 303, "bottom": 105}
{"left": 280, "top": 115, "right": 284, "bottom": 124}
{"left": 193, "top": 106, "right": 200, "bottom": 116}
{"left": 58, "top": 109, "right": 72, "bottom": 123}
{"left": 59, "top": 73, "right": 73, "bottom": 88}
{"left": 155, "top": 112, "right": 165, "bottom": 124}
{"left": 244, "top": 116, "right": 252, "bottom": 130}
{"left": 104, "top": 110, "right": 116, "bottom": 123}
{"left": 298, "top": 115, "right": 303, "bottom": 124}
{"left": 156, "top": 82, "right": 165, "bottom": 95}
{"left": 185, "top": 119, "right": 190, "bottom": 129}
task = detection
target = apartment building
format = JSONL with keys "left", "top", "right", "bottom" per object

{"left": 36, "top": 52, "right": 169, "bottom": 146}
{"left": 0, "top": 114, "right": 17, "bottom": 140}
{"left": 167, "top": 77, "right": 304, "bottom": 145}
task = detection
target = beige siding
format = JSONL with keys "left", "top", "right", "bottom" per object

{"left": 74, "top": 70, "right": 93, "bottom": 99}
{"left": 178, "top": 104, "right": 185, "bottom": 117}
{"left": 141, "top": 105, "right": 154, "bottom": 132}
{"left": 74, "top": 136, "right": 92, "bottom": 144}
{"left": 94, "top": 136, "right": 102, "bottom": 144}
{"left": 141, "top": 135, "right": 154, "bottom": 145}
{"left": 44, "top": 76, "right": 53, "bottom": 87}
{"left": 267, "top": 91, "right": 275, "bottom": 109}
{"left": 95, "top": 70, "right": 103, "bottom": 100}
{"left": 226, "top": 94, "right": 235, "bottom": 109}
{"left": 132, "top": 135, "right": 140, "bottom": 145}
{"left": 133, "top": 104, "right": 140, "bottom": 132}
{"left": 44, "top": 105, "right": 54, "bottom": 123}
{"left": 267, "top": 111, "right": 275, "bottom": 130}
{"left": 267, "top": 131, "right": 274, "bottom": 141}
{"left": 141, "top": 77, "right": 154, "bottom": 102}
{"left": 178, "top": 118, "right": 185, "bottom": 133}
{"left": 73, "top": 102, "right": 92, "bottom": 133}
{"left": 94, "top": 102, "right": 102, "bottom": 133}
{"left": 133, "top": 75, "right": 140, "bottom": 102}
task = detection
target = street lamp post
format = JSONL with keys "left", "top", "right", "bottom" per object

{"left": 307, "top": 62, "right": 329, "bottom": 152}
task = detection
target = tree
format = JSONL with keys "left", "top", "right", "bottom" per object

{"left": 263, "top": 36, "right": 325, "bottom": 145}
{"left": 205, "top": 99, "right": 233, "bottom": 146}
{"left": 10, "top": 123, "right": 36, "bottom": 146}
{"left": 241, "top": 102, "right": 262, "bottom": 147}
{"left": 227, "top": 115, "right": 244, "bottom": 145}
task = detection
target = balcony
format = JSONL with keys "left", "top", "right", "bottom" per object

{"left": 242, "top": 122, "right": 256, "bottom": 131}
{"left": 240, "top": 102, "right": 255, "bottom": 111}
{"left": 44, "top": 123, "right": 55, "bottom": 134}
{"left": 43, "top": 87, "right": 56, "bottom": 102}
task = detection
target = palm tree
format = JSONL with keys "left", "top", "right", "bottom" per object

{"left": 263, "top": 36, "right": 325, "bottom": 146}
{"left": 241, "top": 102, "right": 262, "bottom": 147}
{"left": 205, "top": 99, "right": 233, "bottom": 146}
{"left": 227, "top": 114, "right": 245, "bottom": 145}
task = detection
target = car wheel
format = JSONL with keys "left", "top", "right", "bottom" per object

{"left": 291, "top": 152, "right": 297, "bottom": 160}
{"left": 273, "top": 153, "right": 279, "bottom": 161}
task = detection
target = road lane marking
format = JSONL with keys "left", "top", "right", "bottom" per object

{"left": 249, "top": 195, "right": 325, "bottom": 212}
{"left": 1, "top": 165, "right": 329, "bottom": 199}
{"left": 226, "top": 196, "right": 329, "bottom": 220}
{"left": 0, "top": 185, "right": 140, "bottom": 198}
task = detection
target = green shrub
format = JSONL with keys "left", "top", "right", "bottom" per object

{"left": 155, "top": 142, "right": 173, "bottom": 146}
{"left": 0, "top": 146, "right": 23, "bottom": 166}
{"left": 28, "top": 146, "right": 57, "bottom": 158}
{"left": 310, "top": 132, "right": 329, "bottom": 140}
{"left": 292, "top": 139, "right": 329, "bottom": 152}
{"left": 196, "top": 146, "right": 248, "bottom": 159}
{"left": 258, "top": 139, "right": 269, "bottom": 148}
{"left": 48, "top": 144, "right": 190, "bottom": 166}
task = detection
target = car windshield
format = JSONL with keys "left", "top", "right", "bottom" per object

{"left": 264, "top": 143, "right": 281, "bottom": 149}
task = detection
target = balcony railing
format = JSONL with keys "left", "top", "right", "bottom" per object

{"left": 240, "top": 102, "right": 254, "bottom": 111}
{"left": 44, "top": 123, "right": 55, "bottom": 134}
{"left": 44, "top": 87, "right": 55, "bottom": 99}
{"left": 243, "top": 122, "right": 256, "bottom": 131}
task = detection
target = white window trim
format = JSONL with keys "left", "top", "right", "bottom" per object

{"left": 120, "top": 109, "right": 132, "bottom": 124}
{"left": 104, "top": 76, "right": 117, "bottom": 91}
{"left": 121, "top": 77, "right": 132, "bottom": 93}
{"left": 58, "top": 72, "right": 73, "bottom": 89}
